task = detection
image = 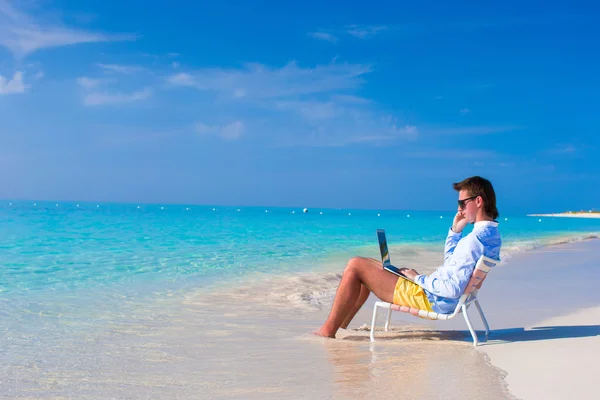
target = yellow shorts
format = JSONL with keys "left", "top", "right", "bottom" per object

{"left": 392, "top": 277, "right": 434, "bottom": 312}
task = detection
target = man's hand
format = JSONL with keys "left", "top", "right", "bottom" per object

{"left": 452, "top": 212, "right": 468, "bottom": 233}
{"left": 400, "top": 268, "right": 419, "bottom": 281}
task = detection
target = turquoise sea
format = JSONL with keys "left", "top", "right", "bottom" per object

{"left": 2, "top": 201, "right": 599, "bottom": 296}
{"left": 1, "top": 201, "right": 599, "bottom": 397}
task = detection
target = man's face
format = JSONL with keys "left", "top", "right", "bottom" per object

{"left": 457, "top": 189, "right": 478, "bottom": 223}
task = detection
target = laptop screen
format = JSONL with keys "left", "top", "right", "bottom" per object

{"left": 376, "top": 229, "right": 391, "bottom": 267}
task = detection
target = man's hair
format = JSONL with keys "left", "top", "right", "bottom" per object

{"left": 453, "top": 176, "right": 499, "bottom": 220}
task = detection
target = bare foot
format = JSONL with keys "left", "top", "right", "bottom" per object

{"left": 312, "top": 329, "right": 336, "bottom": 339}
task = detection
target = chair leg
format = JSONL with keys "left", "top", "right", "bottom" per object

{"left": 462, "top": 305, "right": 479, "bottom": 347}
{"left": 474, "top": 300, "right": 490, "bottom": 338}
{"left": 384, "top": 307, "right": 392, "bottom": 331}
{"left": 370, "top": 303, "right": 379, "bottom": 342}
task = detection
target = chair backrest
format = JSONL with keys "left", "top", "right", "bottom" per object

{"left": 460, "top": 255, "right": 498, "bottom": 300}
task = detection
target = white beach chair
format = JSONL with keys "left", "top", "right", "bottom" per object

{"left": 370, "top": 255, "right": 498, "bottom": 346}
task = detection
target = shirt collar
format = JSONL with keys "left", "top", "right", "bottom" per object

{"left": 474, "top": 220, "right": 498, "bottom": 230}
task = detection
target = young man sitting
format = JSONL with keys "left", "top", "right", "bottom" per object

{"left": 315, "top": 176, "right": 502, "bottom": 338}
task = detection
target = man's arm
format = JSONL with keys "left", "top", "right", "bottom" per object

{"left": 401, "top": 257, "right": 474, "bottom": 298}
{"left": 444, "top": 229, "right": 462, "bottom": 262}
{"left": 413, "top": 261, "right": 474, "bottom": 298}
{"left": 445, "top": 212, "right": 468, "bottom": 261}
{"left": 414, "top": 236, "right": 484, "bottom": 298}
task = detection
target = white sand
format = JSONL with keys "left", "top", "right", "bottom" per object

{"left": 480, "top": 306, "right": 600, "bottom": 400}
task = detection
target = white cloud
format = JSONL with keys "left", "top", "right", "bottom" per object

{"left": 331, "top": 94, "right": 371, "bottom": 104}
{"left": 233, "top": 88, "right": 246, "bottom": 98}
{"left": 167, "top": 61, "right": 422, "bottom": 147}
{"left": 166, "top": 61, "right": 371, "bottom": 100}
{"left": 83, "top": 88, "right": 152, "bottom": 106}
{"left": 195, "top": 121, "right": 245, "bottom": 140}
{"left": 342, "top": 124, "right": 418, "bottom": 145}
{"left": 271, "top": 101, "right": 419, "bottom": 147}
{"left": 195, "top": 122, "right": 211, "bottom": 134}
{"left": 171, "top": 61, "right": 180, "bottom": 69}
{"left": 0, "top": 0, "right": 136, "bottom": 57}
{"left": 0, "top": 71, "right": 27, "bottom": 94}
{"left": 168, "top": 59, "right": 508, "bottom": 147}
{"left": 550, "top": 145, "right": 576, "bottom": 154}
{"left": 402, "top": 125, "right": 418, "bottom": 135}
{"left": 308, "top": 31, "right": 338, "bottom": 43}
{"left": 308, "top": 25, "right": 390, "bottom": 43}
{"left": 345, "top": 24, "right": 389, "bottom": 39}
{"left": 460, "top": 108, "right": 471, "bottom": 115}
{"left": 76, "top": 76, "right": 110, "bottom": 89}
{"left": 275, "top": 100, "right": 341, "bottom": 120}
{"left": 167, "top": 72, "right": 194, "bottom": 86}
{"left": 34, "top": 70, "right": 44, "bottom": 79}
{"left": 276, "top": 122, "right": 418, "bottom": 148}
{"left": 77, "top": 74, "right": 151, "bottom": 106}
{"left": 221, "top": 121, "right": 245, "bottom": 140}
{"left": 423, "top": 126, "right": 520, "bottom": 135}
{"left": 405, "top": 149, "right": 497, "bottom": 159}
{"left": 544, "top": 144, "right": 595, "bottom": 155}
{"left": 90, "top": 125, "right": 186, "bottom": 148}
{"left": 97, "top": 63, "right": 145, "bottom": 74}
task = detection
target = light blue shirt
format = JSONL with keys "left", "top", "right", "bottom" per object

{"left": 415, "top": 221, "right": 501, "bottom": 314}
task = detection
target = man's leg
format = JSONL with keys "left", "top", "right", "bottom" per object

{"left": 340, "top": 257, "right": 382, "bottom": 328}
{"left": 340, "top": 283, "right": 370, "bottom": 329}
{"left": 315, "top": 257, "right": 398, "bottom": 338}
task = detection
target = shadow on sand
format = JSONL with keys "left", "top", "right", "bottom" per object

{"left": 484, "top": 324, "right": 600, "bottom": 343}
{"left": 340, "top": 325, "right": 600, "bottom": 344}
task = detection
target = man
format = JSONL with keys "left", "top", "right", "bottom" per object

{"left": 315, "top": 176, "right": 502, "bottom": 338}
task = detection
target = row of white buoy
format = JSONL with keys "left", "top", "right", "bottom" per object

{"left": 3, "top": 203, "right": 514, "bottom": 221}
{"left": 12, "top": 203, "right": 377, "bottom": 215}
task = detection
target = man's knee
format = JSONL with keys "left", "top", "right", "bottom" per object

{"left": 344, "top": 256, "right": 369, "bottom": 277}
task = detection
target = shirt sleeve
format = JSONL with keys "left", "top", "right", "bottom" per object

{"left": 444, "top": 228, "right": 462, "bottom": 263}
{"left": 416, "top": 237, "right": 481, "bottom": 299}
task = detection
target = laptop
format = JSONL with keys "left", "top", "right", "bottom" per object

{"left": 377, "top": 229, "right": 415, "bottom": 282}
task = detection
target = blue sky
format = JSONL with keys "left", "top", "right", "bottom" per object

{"left": 1, "top": 0, "right": 599, "bottom": 213}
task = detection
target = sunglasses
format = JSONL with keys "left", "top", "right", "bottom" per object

{"left": 458, "top": 196, "right": 479, "bottom": 209}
